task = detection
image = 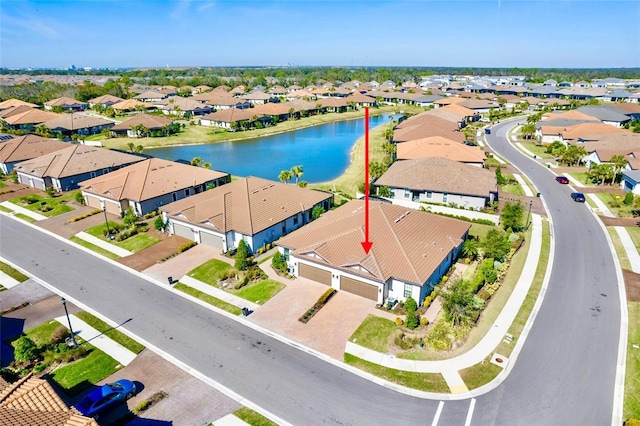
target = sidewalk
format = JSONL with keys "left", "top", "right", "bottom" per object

{"left": 178, "top": 275, "right": 260, "bottom": 312}
{"left": 345, "top": 214, "right": 544, "bottom": 391}
{"left": 0, "top": 270, "right": 20, "bottom": 289}
{"left": 0, "top": 201, "right": 47, "bottom": 221}
{"left": 74, "top": 231, "right": 133, "bottom": 257}
{"left": 513, "top": 174, "right": 535, "bottom": 197}
{"left": 55, "top": 314, "right": 137, "bottom": 366}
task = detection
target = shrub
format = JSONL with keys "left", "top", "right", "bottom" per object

{"left": 405, "top": 311, "right": 419, "bottom": 330}
{"left": 51, "top": 326, "right": 70, "bottom": 344}
{"left": 422, "top": 296, "right": 433, "bottom": 309}
{"left": 122, "top": 207, "right": 139, "bottom": 228}
{"left": 59, "top": 345, "right": 89, "bottom": 363}
{"left": 14, "top": 336, "right": 39, "bottom": 363}
{"left": 425, "top": 320, "right": 453, "bottom": 351}
{"left": 178, "top": 241, "right": 196, "bottom": 253}
{"left": 234, "top": 275, "right": 249, "bottom": 290}
{"left": 477, "top": 288, "right": 492, "bottom": 301}
{"left": 317, "top": 288, "right": 336, "bottom": 305}
{"left": 70, "top": 209, "right": 102, "bottom": 222}
{"left": 74, "top": 192, "right": 86, "bottom": 205}
{"left": 271, "top": 252, "right": 288, "bottom": 273}
{"left": 393, "top": 332, "right": 416, "bottom": 350}
{"left": 420, "top": 317, "right": 429, "bottom": 326}
{"left": 115, "top": 227, "right": 138, "bottom": 241}
{"left": 624, "top": 191, "right": 634, "bottom": 205}
{"left": 404, "top": 296, "right": 418, "bottom": 313}
{"left": 625, "top": 419, "right": 640, "bottom": 426}
{"left": 395, "top": 317, "right": 404, "bottom": 326}
{"left": 154, "top": 216, "right": 166, "bottom": 231}
{"left": 45, "top": 186, "right": 55, "bottom": 198}
{"left": 33, "top": 363, "right": 49, "bottom": 373}
{"left": 235, "top": 240, "right": 250, "bottom": 270}
{"left": 245, "top": 266, "right": 267, "bottom": 283}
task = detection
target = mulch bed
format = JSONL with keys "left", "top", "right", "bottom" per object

{"left": 623, "top": 269, "right": 640, "bottom": 302}
{"left": 117, "top": 234, "right": 190, "bottom": 271}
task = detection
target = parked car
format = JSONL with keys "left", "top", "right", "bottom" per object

{"left": 74, "top": 379, "right": 136, "bottom": 418}
{"left": 556, "top": 176, "right": 569, "bottom": 184}
{"left": 571, "top": 192, "right": 586, "bottom": 203}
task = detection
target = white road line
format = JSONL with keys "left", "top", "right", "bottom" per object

{"left": 431, "top": 401, "right": 444, "bottom": 426}
{"left": 464, "top": 398, "right": 476, "bottom": 426}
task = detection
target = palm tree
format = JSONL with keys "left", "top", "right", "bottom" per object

{"left": 290, "top": 165, "right": 303, "bottom": 183}
{"left": 520, "top": 123, "right": 537, "bottom": 140}
{"left": 610, "top": 155, "right": 628, "bottom": 181}
{"left": 190, "top": 157, "right": 203, "bottom": 167}
{"left": 461, "top": 239, "right": 479, "bottom": 261}
{"left": 127, "top": 142, "right": 136, "bottom": 152}
{"left": 278, "top": 170, "right": 292, "bottom": 184}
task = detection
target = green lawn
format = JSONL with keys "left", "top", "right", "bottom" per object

{"left": 0, "top": 205, "right": 12, "bottom": 213}
{"left": 174, "top": 283, "right": 242, "bottom": 315}
{"left": 459, "top": 361, "right": 504, "bottom": 390}
{"left": 19, "top": 320, "right": 62, "bottom": 347}
{"left": 116, "top": 233, "right": 160, "bottom": 252}
{"left": 596, "top": 193, "right": 637, "bottom": 217}
{"left": 625, "top": 302, "right": 640, "bottom": 420}
{"left": 15, "top": 213, "right": 36, "bottom": 222}
{"left": 233, "top": 407, "right": 279, "bottom": 426}
{"left": 187, "top": 259, "right": 232, "bottom": 286}
{"left": 70, "top": 236, "right": 120, "bottom": 260}
{"left": 348, "top": 315, "right": 396, "bottom": 353}
{"left": 0, "top": 260, "right": 29, "bottom": 282}
{"left": 567, "top": 172, "right": 592, "bottom": 186}
{"left": 344, "top": 353, "right": 450, "bottom": 393}
{"left": 469, "top": 223, "right": 497, "bottom": 240}
{"left": 9, "top": 192, "right": 76, "bottom": 217}
{"left": 626, "top": 227, "right": 640, "bottom": 250}
{"left": 49, "top": 348, "right": 122, "bottom": 395}
{"left": 74, "top": 311, "right": 145, "bottom": 354}
{"left": 501, "top": 173, "right": 525, "bottom": 196}
{"left": 518, "top": 142, "right": 555, "bottom": 159}
{"left": 607, "top": 228, "right": 631, "bottom": 270}
{"left": 231, "top": 279, "right": 285, "bottom": 305}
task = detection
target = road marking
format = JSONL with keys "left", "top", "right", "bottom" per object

{"left": 431, "top": 401, "right": 444, "bottom": 426}
{"left": 464, "top": 398, "right": 476, "bottom": 426}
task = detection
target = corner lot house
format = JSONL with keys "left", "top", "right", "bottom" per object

{"left": 14, "top": 145, "right": 143, "bottom": 191}
{"left": 0, "top": 134, "right": 69, "bottom": 174}
{"left": 80, "top": 158, "right": 230, "bottom": 216}
{"left": 375, "top": 157, "right": 498, "bottom": 209}
{"left": 276, "top": 200, "right": 470, "bottom": 304}
{"left": 161, "top": 176, "right": 332, "bottom": 253}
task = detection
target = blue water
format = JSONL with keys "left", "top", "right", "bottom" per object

{"left": 146, "top": 114, "right": 398, "bottom": 183}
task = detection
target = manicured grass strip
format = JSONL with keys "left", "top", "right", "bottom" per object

{"left": 469, "top": 222, "right": 496, "bottom": 240}
{"left": 116, "top": 233, "right": 160, "bottom": 252}
{"left": 344, "top": 353, "right": 450, "bottom": 393}
{"left": 174, "top": 283, "right": 242, "bottom": 315}
{"left": 70, "top": 236, "right": 120, "bottom": 260}
{"left": 607, "top": 228, "right": 631, "bottom": 271}
{"left": 49, "top": 348, "right": 122, "bottom": 395}
{"left": 626, "top": 227, "right": 640, "bottom": 250}
{"left": 501, "top": 183, "right": 525, "bottom": 196}
{"left": 233, "top": 407, "right": 279, "bottom": 426}
{"left": 0, "top": 260, "right": 29, "bottom": 282}
{"left": 15, "top": 213, "right": 35, "bottom": 222}
{"left": 74, "top": 311, "right": 145, "bottom": 354}
{"left": 232, "top": 279, "right": 285, "bottom": 305}
{"left": 187, "top": 259, "right": 232, "bottom": 286}
{"left": 624, "top": 301, "right": 640, "bottom": 420}
{"left": 348, "top": 315, "right": 396, "bottom": 353}
{"left": 518, "top": 142, "right": 554, "bottom": 159}
{"left": 9, "top": 193, "right": 75, "bottom": 217}
{"left": 0, "top": 205, "right": 12, "bottom": 213}
{"left": 459, "top": 361, "right": 503, "bottom": 390}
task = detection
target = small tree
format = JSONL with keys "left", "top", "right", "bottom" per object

{"left": 461, "top": 239, "right": 479, "bottom": 261}
{"left": 154, "top": 216, "right": 166, "bottom": 232}
{"left": 122, "top": 207, "right": 138, "bottom": 228}
{"left": 624, "top": 191, "right": 634, "bottom": 205}
{"left": 501, "top": 200, "right": 524, "bottom": 231}
{"left": 75, "top": 191, "right": 86, "bottom": 205}
{"left": 235, "top": 240, "right": 250, "bottom": 271}
{"left": 495, "top": 165, "right": 507, "bottom": 185}
{"left": 440, "top": 279, "right": 476, "bottom": 328}
{"left": 45, "top": 186, "right": 56, "bottom": 198}
{"left": 312, "top": 205, "right": 325, "bottom": 220}
{"left": 377, "top": 186, "right": 391, "bottom": 197}
{"left": 403, "top": 296, "right": 419, "bottom": 330}
{"left": 480, "top": 228, "right": 510, "bottom": 262}
{"left": 14, "top": 336, "right": 39, "bottom": 363}
{"left": 271, "top": 251, "right": 288, "bottom": 273}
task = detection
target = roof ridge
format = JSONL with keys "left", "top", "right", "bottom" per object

{"left": 378, "top": 203, "right": 421, "bottom": 283}
{"left": 136, "top": 159, "right": 152, "bottom": 200}
{"left": 244, "top": 178, "right": 254, "bottom": 234}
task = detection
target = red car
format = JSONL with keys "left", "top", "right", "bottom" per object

{"left": 556, "top": 176, "right": 569, "bottom": 184}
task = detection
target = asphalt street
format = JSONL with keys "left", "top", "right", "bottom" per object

{"left": 0, "top": 120, "right": 623, "bottom": 425}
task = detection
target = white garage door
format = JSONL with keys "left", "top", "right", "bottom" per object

{"left": 173, "top": 223, "right": 194, "bottom": 240}
{"left": 200, "top": 231, "right": 223, "bottom": 250}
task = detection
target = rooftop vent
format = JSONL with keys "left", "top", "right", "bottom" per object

{"left": 393, "top": 211, "right": 411, "bottom": 223}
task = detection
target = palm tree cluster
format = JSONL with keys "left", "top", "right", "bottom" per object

{"left": 278, "top": 165, "right": 305, "bottom": 186}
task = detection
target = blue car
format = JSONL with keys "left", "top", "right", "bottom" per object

{"left": 74, "top": 379, "right": 136, "bottom": 418}
{"left": 571, "top": 192, "right": 586, "bottom": 203}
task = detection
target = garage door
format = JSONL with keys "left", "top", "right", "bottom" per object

{"left": 173, "top": 223, "right": 194, "bottom": 240}
{"left": 200, "top": 231, "right": 223, "bottom": 250}
{"left": 86, "top": 195, "right": 101, "bottom": 209}
{"left": 340, "top": 276, "right": 378, "bottom": 301}
{"left": 105, "top": 201, "right": 120, "bottom": 215}
{"left": 298, "top": 263, "right": 331, "bottom": 285}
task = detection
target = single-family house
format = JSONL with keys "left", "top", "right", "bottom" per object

{"left": 344, "top": 92, "right": 377, "bottom": 107}
{"left": 393, "top": 117, "right": 465, "bottom": 144}
{"left": 612, "top": 103, "right": 640, "bottom": 120}
{"left": 395, "top": 136, "right": 486, "bottom": 166}
{"left": 316, "top": 97, "right": 351, "bottom": 113}
{"left": 575, "top": 106, "right": 632, "bottom": 127}
{"left": 87, "top": 94, "right": 124, "bottom": 109}
{"left": 110, "top": 99, "right": 153, "bottom": 113}
{"left": 241, "top": 91, "right": 279, "bottom": 105}
{"left": 375, "top": 157, "right": 497, "bottom": 209}
{"left": 192, "top": 92, "right": 251, "bottom": 110}
{"left": 286, "top": 90, "right": 316, "bottom": 101}
{"left": 14, "top": 145, "right": 143, "bottom": 191}
{"left": 155, "top": 96, "right": 213, "bottom": 116}
{"left": 0, "top": 98, "right": 38, "bottom": 110}
{"left": 43, "top": 96, "right": 87, "bottom": 111}
{"left": 276, "top": 200, "right": 470, "bottom": 304}
{"left": 80, "top": 158, "right": 230, "bottom": 216}
{"left": 43, "top": 113, "right": 115, "bottom": 137}
{"left": 622, "top": 170, "right": 640, "bottom": 194}
{"left": 133, "top": 90, "right": 167, "bottom": 102}
{"left": 110, "top": 113, "right": 174, "bottom": 137}
{"left": 0, "top": 107, "right": 61, "bottom": 131}
{"left": 580, "top": 133, "right": 640, "bottom": 169}
{"left": 0, "top": 134, "right": 69, "bottom": 174}
{"left": 199, "top": 108, "right": 266, "bottom": 129}
{"left": 161, "top": 176, "right": 332, "bottom": 253}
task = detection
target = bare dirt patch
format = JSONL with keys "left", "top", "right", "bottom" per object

{"left": 623, "top": 270, "right": 640, "bottom": 302}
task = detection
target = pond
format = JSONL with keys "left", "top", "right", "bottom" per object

{"left": 146, "top": 114, "right": 398, "bottom": 183}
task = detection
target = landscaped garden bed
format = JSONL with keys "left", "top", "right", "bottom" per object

{"left": 299, "top": 288, "right": 336, "bottom": 323}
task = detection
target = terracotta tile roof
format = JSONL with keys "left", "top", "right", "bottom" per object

{"left": 4, "top": 108, "right": 62, "bottom": 126}
{"left": 581, "top": 133, "right": 640, "bottom": 156}
{"left": 376, "top": 157, "right": 495, "bottom": 197}
{"left": 283, "top": 99, "right": 319, "bottom": 112}
{"left": 0, "top": 374, "right": 97, "bottom": 426}
{"left": 0, "top": 105, "right": 35, "bottom": 120}
{"left": 438, "top": 104, "right": 479, "bottom": 118}
{"left": 611, "top": 103, "right": 640, "bottom": 115}
{"left": 434, "top": 97, "right": 466, "bottom": 106}
{"left": 110, "top": 99, "right": 152, "bottom": 111}
{"left": 87, "top": 94, "right": 124, "bottom": 104}
{"left": 542, "top": 110, "right": 600, "bottom": 121}
{"left": 132, "top": 90, "right": 166, "bottom": 100}
{"left": 316, "top": 97, "right": 349, "bottom": 108}
{"left": 393, "top": 115, "right": 465, "bottom": 143}
{"left": 200, "top": 108, "right": 262, "bottom": 123}
{"left": 110, "top": 113, "right": 173, "bottom": 131}
{"left": 155, "top": 96, "right": 212, "bottom": 112}
{"left": 241, "top": 92, "right": 275, "bottom": 101}
{"left": 458, "top": 99, "right": 495, "bottom": 110}
{"left": 561, "top": 123, "right": 628, "bottom": 141}
{"left": 396, "top": 136, "right": 486, "bottom": 162}
{"left": 344, "top": 92, "right": 377, "bottom": 104}
{"left": 277, "top": 200, "right": 470, "bottom": 285}
{"left": 80, "top": 158, "right": 229, "bottom": 202}
{"left": 0, "top": 135, "right": 69, "bottom": 164}
{"left": 161, "top": 176, "right": 332, "bottom": 235}
{"left": 192, "top": 92, "right": 247, "bottom": 107}
{"left": 287, "top": 89, "right": 315, "bottom": 99}
{"left": 0, "top": 98, "right": 38, "bottom": 110}
{"left": 250, "top": 103, "right": 293, "bottom": 116}
{"left": 14, "top": 145, "right": 143, "bottom": 179}
{"left": 44, "top": 97, "right": 86, "bottom": 108}
{"left": 43, "top": 113, "right": 115, "bottom": 132}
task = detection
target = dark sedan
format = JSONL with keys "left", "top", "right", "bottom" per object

{"left": 556, "top": 176, "right": 569, "bottom": 184}
{"left": 74, "top": 379, "right": 136, "bottom": 418}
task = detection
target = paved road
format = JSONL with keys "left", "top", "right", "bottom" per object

{"left": 0, "top": 120, "right": 623, "bottom": 425}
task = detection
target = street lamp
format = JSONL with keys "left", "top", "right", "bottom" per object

{"left": 526, "top": 200, "right": 533, "bottom": 230}
{"left": 103, "top": 207, "right": 111, "bottom": 239}
{"left": 61, "top": 297, "right": 78, "bottom": 347}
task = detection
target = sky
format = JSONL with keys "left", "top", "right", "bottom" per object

{"left": 1, "top": 0, "right": 639, "bottom": 69}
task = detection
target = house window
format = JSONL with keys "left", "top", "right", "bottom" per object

{"left": 293, "top": 214, "right": 298, "bottom": 225}
{"left": 282, "top": 221, "right": 286, "bottom": 234}
{"left": 404, "top": 283, "right": 412, "bottom": 298}
{"left": 185, "top": 188, "right": 190, "bottom": 197}
{"left": 283, "top": 248, "right": 290, "bottom": 261}
{"left": 90, "top": 171, "right": 97, "bottom": 178}
{"left": 426, "top": 191, "right": 432, "bottom": 198}
{"left": 172, "top": 193, "right": 177, "bottom": 202}
{"left": 443, "top": 193, "right": 448, "bottom": 203}
{"left": 404, "top": 189, "right": 411, "bottom": 198}
{"left": 390, "top": 188, "right": 395, "bottom": 197}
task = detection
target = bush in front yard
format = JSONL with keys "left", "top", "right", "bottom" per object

{"left": 74, "top": 192, "right": 86, "bottom": 205}
{"left": 154, "top": 216, "right": 165, "bottom": 232}
{"left": 235, "top": 240, "right": 250, "bottom": 270}
{"left": 271, "top": 252, "right": 287, "bottom": 273}
{"left": 51, "top": 326, "right": 70, "bottom": 344}
{"left": 14, "top": 336, "right": 39, "bottom": 363}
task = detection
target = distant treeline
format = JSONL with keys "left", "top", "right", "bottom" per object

{"left": 1, "top": 66, "right": 639, "bottom": 105}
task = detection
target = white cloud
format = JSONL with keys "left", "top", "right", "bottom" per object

{"left": 1, "top": 14, "right": 58, "bottom": 38}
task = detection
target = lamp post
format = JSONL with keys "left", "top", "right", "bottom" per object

{"left": 103, "top": 206, "right": 111, "bottom": 239}
{"left": 526, "top": 200, "right": 533, "bottom": 230}
{"left": 61, "top": 297, "right": 78, "bottom": 347}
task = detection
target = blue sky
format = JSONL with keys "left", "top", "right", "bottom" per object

{"left": 1, "top": 0, "right": 639, "bottom": 69}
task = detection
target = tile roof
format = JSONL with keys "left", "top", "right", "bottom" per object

{"left": 200, "top": 108, "right": 262, "bottom": 123}
{"left": 110, "top": 113, "right": 173, "bottom": 131}
{"left": 316, "top": 97, "right": 349, "bottom": 108}
{"left": 344, "top": 92, "right": 377, "bottom": 104}
{"left": 161, "top": 176, "right": 332, "bottom": 235}
{"left": 376, "top": 157, "right": 496, "bottom": 197}
{"left": 132, "top": 90, "right": 166, "bottom": 100}
{"left": 87, "top": 94, "right": 124, "bottom": 104}
{"left": 576, "top": 105, "right": 633, "bottom": 122}
{"left": 14, "top": 145, "right": 143, "bottom": 178}
{"left": 43, "top": 113, "right": 115, "bottom": 132}
{"left": 155, "top": 96, "right": 213, "bottom": 112}
{"left": 611, "top": 103, "right": 640, "bottom": 115}
{"left": 110, "top": 99, "right": 152, "bottom": 111}
{"left": 0, "top": 98, "right": 38, "bottom": 110}
{"left": 250, "top": 103, "right": 294, "bottom": 116}
{"left": 561, "top": 123, "right": 628, "bottom": 141}
{"left": 277, "top": 200, "right": 470, "bottom": 285}
{"left": 396, "top": 136, "right": 486, "bottom": 162}
{"left": 2, "top": 108, "right": 61, "bottom": 126}
{"left": 0, "top": 135, "right": 69, "bottom": 164}
{"left": 80, "top": 158, "right": 229, "bottom": 202}
{"left": 44, "top": 97, "right": 86, "bottom": 107}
